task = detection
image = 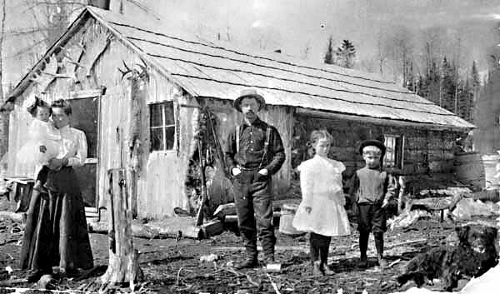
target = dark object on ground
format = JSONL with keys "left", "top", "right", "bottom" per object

{"left": 397, "top": 224, "right": 498, "bottom": 291}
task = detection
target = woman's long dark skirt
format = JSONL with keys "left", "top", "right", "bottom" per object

{"left": 19, "top": 167, "right": 94, "bottom": 272}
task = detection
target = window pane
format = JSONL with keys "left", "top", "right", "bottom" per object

{"left": 150, "top": 104, "right": 163, "bottom": 127}
{"left": 165, "top": 126, "right": 175, "bottom": 150}
{"left": 384, "top": 135, "right": 396, "bottom": 166}
{"left": 164, "top": 102, "right": 175, "bottom": 125}
{"left": 151, "top": 128, "right": 164, "bottom": 151}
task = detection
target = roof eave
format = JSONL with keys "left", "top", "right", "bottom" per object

{"left": 296, "top": 108, "right": 475, "bottom": 131}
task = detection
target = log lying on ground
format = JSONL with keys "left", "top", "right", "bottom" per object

{"left": 88, "top": 217, "right": 223, "bottom": 239}
{"left": 225, "top": 211, "right": 281, "bottom": 223}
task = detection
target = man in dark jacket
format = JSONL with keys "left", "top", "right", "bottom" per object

{"left": 226, "top": 88, "right": 286, "bottom": 269}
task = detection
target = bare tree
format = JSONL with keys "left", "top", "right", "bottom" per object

{"left": 4, "top": 0, "right": 85, "bottom": 62}
{"left": 0, "top": 0, "right": 8, "bottom": 157}
{"left": 324, "top": 35, "right": 335, "bottom": 64}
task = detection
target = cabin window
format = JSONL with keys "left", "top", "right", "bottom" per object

{"left": 384, "top": 134, "right": 404, "bottom": 168}
{"left": 150, "top": 102, "right": 175, "bottom": 151}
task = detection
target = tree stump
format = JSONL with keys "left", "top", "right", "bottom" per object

{"left": 100, "top": 168, "right": 143, "bottom": 287}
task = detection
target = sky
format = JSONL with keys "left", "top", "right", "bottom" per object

{"left": 141, "top": 0, "right": 500, "bottom": 63}
{"left": 3, "top": 0, "right": 500, "bottom": 88}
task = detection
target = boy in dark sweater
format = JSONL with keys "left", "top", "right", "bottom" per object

{"left": 349, "top": 140, "right": 397, "bottom": 269}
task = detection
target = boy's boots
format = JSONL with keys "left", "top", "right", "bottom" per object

{"left": 374, "top": 232, "right": 388, "bottom": 269}
{"left": 358, "top": 232, "right": 369, "bottom": 268}
{"left": 321, "top": 261, "right": 335, "bottom": 275}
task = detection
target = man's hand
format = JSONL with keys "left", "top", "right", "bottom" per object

{"left": 382, "top": 198, "right": 389, "bottom": 208}
{"left": 305, "top": 206, "right": 312, "bottom": 214}
{"left": 344, "top": 196, "right": 351, "bottom": 209}
{"left": 39, "top": 145, "right": 47, "bottom": 153}
{"left": 258, "top": 169, "right": 268, "bottom": 176}
{"left": 232, "top": 167, "right": 241, "bottom": 176}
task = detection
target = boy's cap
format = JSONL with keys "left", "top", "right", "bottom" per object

{"left": 359, "top": 139, "right": 386, "bottom": 156}
{"left": 233, "top": 88, "right": 266, "bottom": 112}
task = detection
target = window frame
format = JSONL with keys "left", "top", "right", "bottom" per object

{"left": 384, "top": 134, "right": 404, "bottom": 169}
{"left": 149, "top": 101, "right": 176, "bottom": 152}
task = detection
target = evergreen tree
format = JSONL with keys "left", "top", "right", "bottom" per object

{"left": 404, "top": 60, "right": 417, "bottom": 92}
{"left": 335, "top": 39, "right": 356, "bottom": 68}
{"left": 440, "top": 56, "right": 457, "bottom": 113}
{"left": 457, "top": 79, "right": 474, "bottom": 122}
{"left": 468, "top": 60, "right": 481, "bottom": 123}
{"left": 324, "top": 36, "right": 335, "bottom": 65}
{"left": 471, "top": 60, "right": 481, "bottom": 97}
{"left": 420, "top": 60, "right": 441, "bottom": 106}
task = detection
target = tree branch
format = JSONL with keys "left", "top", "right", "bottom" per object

{"left": 22, "top": 0, "right": 85, "bottom": 13}
{"left": 5, "top": 27, "right": 60, "bottom": 37}
{"left": 5, "top": 38, "right": 48, "bottom": 59}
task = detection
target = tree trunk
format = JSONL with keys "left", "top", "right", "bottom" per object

{"left": 0, "top": 0, "right": 8, "bottom": 158}
{"left": 100, "top": 168, "right": 142, "bottom": 286}
{"left": 127, "top": 77, "right": 145, "bottom": 218}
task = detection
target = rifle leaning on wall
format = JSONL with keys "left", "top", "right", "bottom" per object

{"left": 195, "top": 138, "right": 208, "bottom": 226}
{"left": 195, "top": 106, "right": 228, "bottom": 226}
{"left": 206, "top": 107, "right": 230, "bottom": 178}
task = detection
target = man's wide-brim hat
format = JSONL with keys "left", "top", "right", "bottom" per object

{"left": 233, "top": 88, "right": 266, "bottom": 112}
{"left": 359, "top": 139, "right": 386, "bottom": 156}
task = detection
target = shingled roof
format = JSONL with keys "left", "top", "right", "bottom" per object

{"left": 8, "top": 6, "right": 474, "bottom": 130}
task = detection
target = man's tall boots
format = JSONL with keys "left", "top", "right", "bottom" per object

{"left": 358, "top": 231, "right": 369, "bottom": 268}
{"left": 235, "top": 255, "right": 258, "bottom": 270}
{"left": 374, "top": 232, "right": 388, "bottom": 269}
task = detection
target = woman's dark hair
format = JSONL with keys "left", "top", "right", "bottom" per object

{"left": 27, "top": 96, "right": 51, "bottom": 117}
{"left": 51, "top": 99, "right": 72, "bottom": 115}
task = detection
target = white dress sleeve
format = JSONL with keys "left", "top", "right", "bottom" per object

{"left": 298, "top": 161, "right": 314, "bottom": 207}
{"left": 338, "top": 161, "right": 346, "bottom": 173}
{"left": 28, "top": 120, "right": 45, "bottom": 141}
{"left": 333, "top": 160, "right": 346, "bottom": 205}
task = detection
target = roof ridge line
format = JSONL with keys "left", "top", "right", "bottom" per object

{"left": 109, "top": 21, "right": 399, "bottom": 86}
{"left": 125, "top": 34, "right": 427, "bottom": 100}
{"left": 147, "top": 52, "right": 434, "bottom": 106}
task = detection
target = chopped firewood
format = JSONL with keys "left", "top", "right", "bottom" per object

{"left": 245, "top": 273, "right": 260, "bottom": 288}
{"left": 266, "top": 272, "right": 282, "bottom": 294}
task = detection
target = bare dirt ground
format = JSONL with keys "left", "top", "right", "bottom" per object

{"left": 1, "top": 213, "right": 496, "bottom": 294}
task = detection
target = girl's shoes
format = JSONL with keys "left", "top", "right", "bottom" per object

{"left": 358, "top": 255, "right": 368, "bottom": 268}
{"left": 312, "top": 260, "right": 323, "bottom": 276}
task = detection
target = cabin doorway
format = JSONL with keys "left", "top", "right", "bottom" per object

{"left": 69, "top": 90, "right": 101, "bottom": 209}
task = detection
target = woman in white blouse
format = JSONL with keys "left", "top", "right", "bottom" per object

{"left": 20, "top": 99, "right": 94, "bottom": 281}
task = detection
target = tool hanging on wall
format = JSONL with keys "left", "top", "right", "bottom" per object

{"left": 194, "top": 106, "right": 228, "bottom": 226}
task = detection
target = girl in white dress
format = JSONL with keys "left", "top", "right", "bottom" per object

{"left": 16, "top": 98, "right": 61, "bottom": 182}
{"left": 293, "top": 130, "right": 350, "bottom": 276}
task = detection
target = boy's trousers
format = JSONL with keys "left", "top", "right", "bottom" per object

{"left": 356, "top": 203, "right": 387, "bottom": 233}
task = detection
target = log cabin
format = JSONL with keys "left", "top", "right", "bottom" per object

{"left": 0, "top": 6, "right": 474, "bottom": 219}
